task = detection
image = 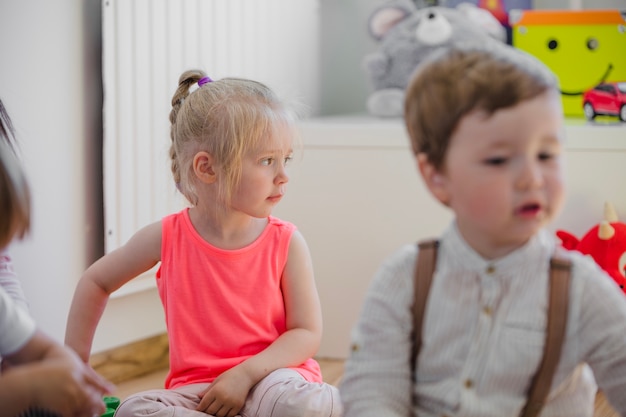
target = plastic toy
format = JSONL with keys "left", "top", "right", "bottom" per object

{"left": 582, "top": 81, "right": 626, "bottom": 122}
{"left": 556, "top": 202, "right": 626, "bottom": 293}
{"left": 478, "top": 0, "right": 508, "bottom": 26}
{"left": 101, "top": 396, "right": 121, "bottom": 417}
{"left": 443, "top": 0, "right": 533, "bottom": 43}
{"left": 363, "top": 0, "right": 505, "bottom": 117}
{"left": 511, "top": 9, "right": 626, "bottom": 118}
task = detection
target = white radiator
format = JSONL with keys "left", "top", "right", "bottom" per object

{"left": 102, "top": 0, "right": 321, "bottom": 260}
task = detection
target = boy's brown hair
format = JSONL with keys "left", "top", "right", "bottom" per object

{"left": 404, "top": 43, "right": 559, "bottom": 170}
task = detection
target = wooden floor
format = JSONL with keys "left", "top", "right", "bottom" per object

{"left": 112, "top": 358, "right": 617, "bottom": 416}
{"left": 594, "top": 392, "right": 620, "bottom": 417}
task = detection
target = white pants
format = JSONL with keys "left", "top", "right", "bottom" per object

{"left": 115, "top": 368, "right": 342, "bottom": 417}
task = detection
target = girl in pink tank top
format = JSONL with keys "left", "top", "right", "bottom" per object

{"left": 65, "top": 73, "right": 341, "bottom": 417}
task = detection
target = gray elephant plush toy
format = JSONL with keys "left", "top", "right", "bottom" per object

{"left": 364, "top": 1, "right": 506, "bottom": 117}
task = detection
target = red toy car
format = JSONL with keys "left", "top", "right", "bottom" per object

{"left": 582, "top": 82, "right": 626, "bottom": 122}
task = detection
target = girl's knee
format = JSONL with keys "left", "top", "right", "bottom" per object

{"left": 114, "top": 390, "right": 174, "bottom": 417}
{"left": 251, "top": 377, "right": 342, "bottom": 417}
{"left": 115, "top": 393, "right": 161, "bottom": 417}
{"left": 114, "top": 384, "right": 206, "bottom": 417}
{"left": 277, "top": 382, "right": 342, "bottom": 417}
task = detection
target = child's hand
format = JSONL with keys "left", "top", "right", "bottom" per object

{"left": 43, "top": 343, "right": 116, "bottom": 413}
{"left": 196, "top": 366, "right": 255, "bottom": 417}
{"left": 5, "top": 355, "right": 113, "bottom": 417}
{"left": 2, "top": 330, "right": 115, "bottom": 417}
{"left": 38, "top": 361, "right": 109, "bottom": 416}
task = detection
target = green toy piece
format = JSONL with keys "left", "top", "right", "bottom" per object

{"left": 101, "top": 396, "right": 121, "bottom": 417}
{"left": 511, "top": 9, "right": 626, "bottom": 118}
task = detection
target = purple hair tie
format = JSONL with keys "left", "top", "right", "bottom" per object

{"left": 198, "top": 76, "right": 213, "bottom": 87}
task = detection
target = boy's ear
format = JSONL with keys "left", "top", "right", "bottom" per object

{"left": 193, "top": 151, "right": 217, "bottom": 184}
{"left": 416, "top": 153, "right": 449, "bottom": 206}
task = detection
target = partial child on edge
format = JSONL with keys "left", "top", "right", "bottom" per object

{"left": 0, "top": 99, "right": 113, "bottom": 417}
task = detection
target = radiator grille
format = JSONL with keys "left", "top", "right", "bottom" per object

{"left": 103, "top": 0, "right": 320, "bottom": 253}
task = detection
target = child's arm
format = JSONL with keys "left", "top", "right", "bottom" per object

{"left": 0, "top": 329, "right": 114, "bottom": 417}
{"left": 339, "top": 246, "right": 415, "bottom": 417}
{"left": 196, "top": 230, "right": 322, "bottom": 417}
{"left": 245, "top": 229, "right": 323, "bottom": 369}
{"left": 65, "top": 221, "right": 162, "bottom": 362}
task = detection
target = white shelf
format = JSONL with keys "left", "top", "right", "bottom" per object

{"left": 298, "top": 114, "right": 626, "bottom": 150}
{"left": 298, "top": 115, "right": 408, "bottom": 148}
{"left": 563, "top": 118, "right": 626, "bottom": 150}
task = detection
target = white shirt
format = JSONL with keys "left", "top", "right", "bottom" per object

{"left": 0, "top": 286, "right": 36, "bottom": 355}
{"left": 340, "top": 223, "right": 626, "bottom": 417}
{"left": 0, "top": 249, "right": 29, "bottom": 312}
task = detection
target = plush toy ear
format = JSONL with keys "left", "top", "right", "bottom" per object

{"left": 368, "top": 2, "right": 414, "bottom": 40}
{"left": 556, "top": 230, "right": 580, "bottom": 250}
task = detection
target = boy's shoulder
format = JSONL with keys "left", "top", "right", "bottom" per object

{"left": 566, "top": 248, "right": 622, "bottom": 293}
{"left": 370, "top": 243, "right": 420, "bottom": 292}
{"left": 376, "top": 239, "right": 442, "bottom": 282}
{"left": 383, "top": 243, "right": 419, "bottom": 270}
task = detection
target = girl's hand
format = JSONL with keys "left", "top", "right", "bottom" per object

{"left": 196, "top": 366, "right": 255, "bottom": 417}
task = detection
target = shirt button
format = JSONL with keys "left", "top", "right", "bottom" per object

{"left": 464, "top": 379, "right": 474, "bottom": 389}
{"left": 483, "top": 306, "right": 492, "bottom": 316}
{"left": 486, "top": 265, "right": 495, "bottom": 274}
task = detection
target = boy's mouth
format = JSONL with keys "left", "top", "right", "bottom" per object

{"left": 517, "top": 203, "right": 541, "bottom": 216}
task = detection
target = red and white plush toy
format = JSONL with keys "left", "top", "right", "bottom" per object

{"left": 556, "top": 202, "right": 626, "bottom": 293}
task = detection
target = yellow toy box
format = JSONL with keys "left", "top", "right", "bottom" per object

{"left": 511, "top": 9, "right": 626, "bottom": 118}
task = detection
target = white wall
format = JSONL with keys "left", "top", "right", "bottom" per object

{"left": 318, "top": 0, "right": 382, "bottom": 116}
{"left": 0, "top": 0, "right": 103, "bottom": 342}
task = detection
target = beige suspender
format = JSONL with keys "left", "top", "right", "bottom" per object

{"left": 411, "top": 240, "right": 571, "bottom": 417}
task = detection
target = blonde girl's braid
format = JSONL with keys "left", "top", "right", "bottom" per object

{"left": 168, "top": 69, "right": 207, "bottom": 205}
